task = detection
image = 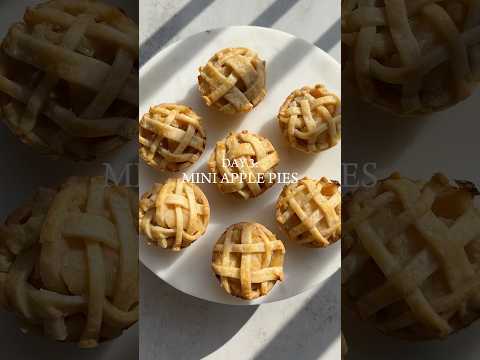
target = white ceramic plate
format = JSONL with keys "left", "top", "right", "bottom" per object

{"left": 139, "top": 26, "right": 341, "bottom": 305}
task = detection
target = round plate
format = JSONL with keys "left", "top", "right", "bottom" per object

{"left": 139, "top": 26, "right": 341, "bottom": 305}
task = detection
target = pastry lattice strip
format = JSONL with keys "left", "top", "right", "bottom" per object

{"left": 0, "top": 178, "right": 138, "bottom": 347}
{"left": 139, "top": 179, "right": 210, "bottom": 251}
{"left": 212, "top": 223, "right": 285, "bottom": 299}
{"left": 211, "top": 131, "right": 279, "bottom": 199}
{"left": 279, "top": 86, "right": 341, "bottom": 152}
{"left": 0, "top": 1, "right": 138, "bottom": 157}
{"left": 199, "top": 48, "right": 266, "bottom": 113}
{"left": 343, "top": 177, "right": 480, "bottom": 336}
{"left": 139, "top": 105, "right": 206, "bottom": 169}
{"left": 342, "top": 0, "right": 480, "bottom": 112}
{"left": 277, "top": 178, "right": 341, "bottom": 247}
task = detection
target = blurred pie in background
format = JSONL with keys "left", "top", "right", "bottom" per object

{"left": 343, "top": 172, "right": 480, "bottom": 339}
{"left": 0, "top": 176, "right": 138, "bottom": 348}
{"left": 0, "top": 0, "right": 139, "bottom": 159}
{"left": 342, "top": 0, "right": 480, "bottom": 115}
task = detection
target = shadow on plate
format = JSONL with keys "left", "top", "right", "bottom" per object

{"left": 0, "top": 311, "right": 138, "bottom": 360}
{"left": 140, "top": 264, "right": 258, "bottom": 359}
{"left": 342, "top": 86, "right": 430, "bottom": 173}
{"left": 342, "top": 306, "right": 480, "bottom": 360}
{"left": 253, "top": 268, "right": 341, "bottom": 360}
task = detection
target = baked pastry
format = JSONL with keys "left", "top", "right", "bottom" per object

{"left": 0, "top": 0, "right": 138, "bottom": 159}
{"left": 278, "top": 85, "right": 341, "bottom": 153}
{"left": 198, "top": 47, "right": 266, "bottom": 114}
{"left": 276, "top": 177, "right": 341, "bottom": 248}
{"left": 208, "top": 131, "right": 280, "bottom": 199}
{"left": 342, "top": 173, "right": 480, "bottom": 339}
{"left": 139, "top": 178, "right": 210, "bottom": 251}
{"left": 212, "top": 222, "right": 285, "bottom": 300}
{"left": 0, "top": 177, "right": 139, "bottom": 348}
{"left": 342, "top": 0, "right": 480, "bottom": 115}
{"left": 139, "top": 104, "right": 206, "bottom": 172}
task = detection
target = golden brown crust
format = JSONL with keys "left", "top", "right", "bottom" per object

{"left": 139, "top": 103, "right": 206, "bottom": 172}
{"left": 198, "top": 47, "right": 266, "bottom": 114}
{"left": 139, "top": 178, "right": 210, "bottom": 251}
{"left": 0, "top": 177, "right": 138, "bottom": 347}
{"left": 276, "top": 177, "right": 341, "bottom": 248}
{"left": 278, "top": 84, "right": 341, "bottom": 153}
{"left": 342, "top": 1, "right": 480, "bottom": 116}
{"left": 211, "top": 222, "right": 285, "bottom": 300}
{"left": 208, "top": 130, "right": 279, "bottom": 200}
{"left": 0, "top": 0, "right": 139, "bottom": 160}
{"left": 342, "top": 172, "right": 480, "bottom": 340}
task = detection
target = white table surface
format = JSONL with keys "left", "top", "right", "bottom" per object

{"left": 139, "top": 1, "right": 341, "bottom": 359}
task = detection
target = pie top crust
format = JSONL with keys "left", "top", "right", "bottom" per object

{"left": 208, "top": 130, "right": 280, "bottom": 200}
{"left": 212, "top": 222, "right": 285, "bottom": 300}
{"left": 342, "top": 0, "right": 480, "bottom": 115}
{"left": 278, "top": 84, "right": 341, "bottom": 153}
{"left": 0, "top": 0, "right": 139, "bottom": 159}
{"left": 139, "top": 178, "right": 210, "bottom": 251}
{"left": 198, "top": 47, "right": 266, "bottom": 114}
{"left": 0, "top": 177, "right": 139, "bottom": 348}
{"left": 139, "top": 104, "right": 206, "bottom": 172}
{"left": 276, "top": 177, "right": 341, "bottom": 248}
{"left": 342, "top": 173, "right": 480, "bottom": 339}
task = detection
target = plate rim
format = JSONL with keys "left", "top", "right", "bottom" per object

{"left": 139, "top": 25, "right": 341, "bottom": 305}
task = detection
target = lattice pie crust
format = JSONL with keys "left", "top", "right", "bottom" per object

{"left": 0, "top": 177, "right": 139, "bottom": 347}
{"left": 212, "top": 222, "right": 285, "bottom": 300}
{"left": 0, "top": 0, "right": 139, "bottom": 159}
{"left": 342, "top": 0, "right": 480, "bottom": 115}
{"left": 198, "top": 47, "right": 266, "bottom": 114}
{"left": 343, "top": 173, "right": 480, "bottom": 339}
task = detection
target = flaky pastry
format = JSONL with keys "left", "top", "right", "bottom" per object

{"left": 342, "top": 0, "right": 480, "bottom": 115}
{"left": 208, "top": 131, "right": 280, "bottom": 199}
{"left": 212, "top": 222, "right": 285, "bottom": 300}
{"left": 198, "top": 47, "right": 266, "bottom": 114}
{"left": 139, "top": 178, "right": 210, "bottom": 251}
{"left": 276, "top": 177, "right": 341, "bottom": 247}
{"left": 278, "top": 85, "right": 341, "bottom": 153}
{"left": 0, "top": 177, "right": 138, "bottom": 348}
{"left": 0, "top": 0, "right": 139, "bottom": 159}
{"left": 343, "top": 173, "right": 480, "bottom": 339}
{"left": 139, "top": 104, "right": 206, "bottom": 172}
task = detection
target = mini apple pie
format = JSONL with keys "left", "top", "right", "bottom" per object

{"left": 276, "top": 177, "right": 341, "bottom": 247}
{"left": 212, "top": 222, "right": 285, "bottom": 300}
{"left": 139, "top": 104, "right": 206, "bottom": 172}
{"left": 139, "top": 178, "right": 210, "bottom": 251}
{"left": 343, "top": 173, "right": 480, "bottom": 339}
{"left": 342, "top": 0, "right": 480, "bottom": 115}
{"left": 0, "top": 0, "right": 139, "bottom": 159}
{"left": 278, "top": 85, "right": 341, "bottom": 153}
{"left": 198, "top": 47, "right": 266, "bottom": 114}
{"left": 0, "top": 177, "right": 139, "bottom": 347}
{"left": 208, "top": 130, "right": 280, "bottom": 199}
